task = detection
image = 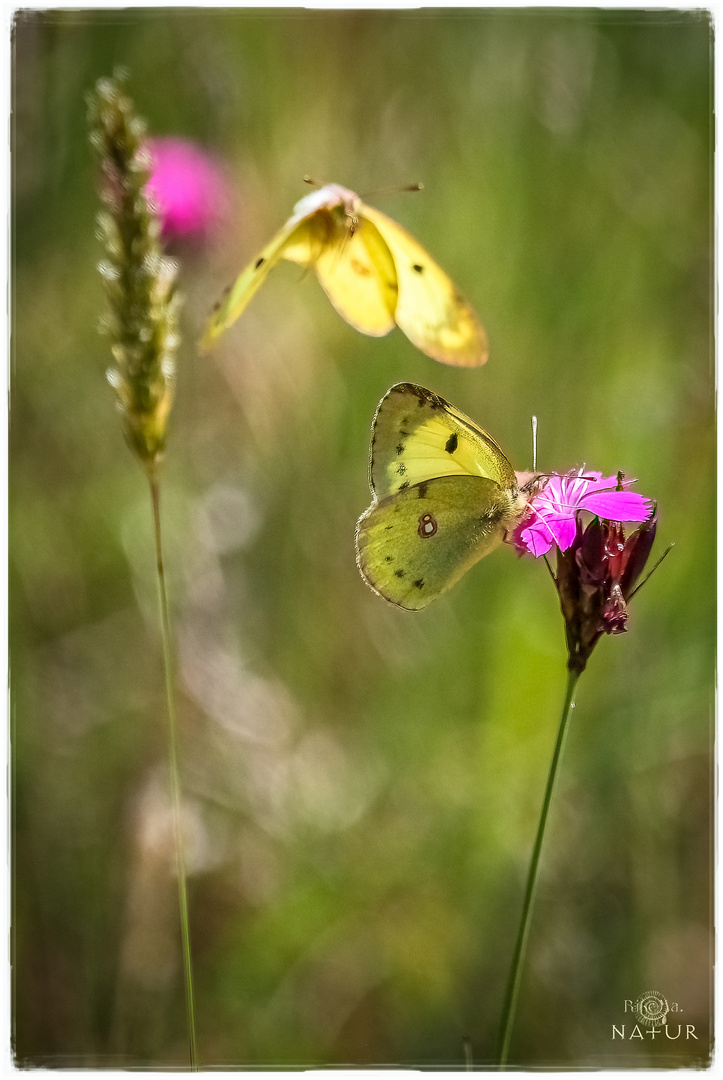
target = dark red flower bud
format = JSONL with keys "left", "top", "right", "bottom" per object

{"left": 555, "top": 512, "right": 657, "bottom": 674}
{"left": 601, "top": 583, "right": 629, "bottom": 635}
{"left": 620, "top": 513, "right": 658, "bottom": 599}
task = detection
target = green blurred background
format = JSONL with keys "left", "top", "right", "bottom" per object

{"left": 11, "top": 7, "right": 713, "bottom": 1069}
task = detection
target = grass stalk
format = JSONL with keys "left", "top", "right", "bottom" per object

{"left": 149, "top": 471, "right": 198, "bottom": 1071}
{"left": 497, "top": 666, "right": 580, "bottom": 1069}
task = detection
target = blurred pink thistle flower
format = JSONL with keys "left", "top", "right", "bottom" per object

{"left": 146, "top": 137, "right": 230, "bottom": 241}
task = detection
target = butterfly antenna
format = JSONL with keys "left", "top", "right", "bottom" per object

{"left": 361, "top": 181, "right": 424, "bottom": 199}
{"left": 302, "top": 174, "right": 325, "bottom": 188}
{"left": 531, "top": 415, "right": 538, "bottom": 473}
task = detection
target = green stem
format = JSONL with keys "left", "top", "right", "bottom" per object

{"left": 149, "top": 473, "right": 199, "bottom": 1071}
{"left": 497, "top": 666, "right": 580, "bottom": 1069}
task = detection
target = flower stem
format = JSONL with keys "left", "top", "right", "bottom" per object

{"left": 149, "top": 472, "right": 199, "bottom": 1070}
{"left": 497, "top": 666, "right": 580, "bottom": 1069}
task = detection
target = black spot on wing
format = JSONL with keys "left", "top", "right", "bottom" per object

{"left": 396, "top": 463, "right": 407, "bottom": 476}
{"left": 396, "top": 444, "right": 404, "bottom": 455}
{"left": 445, "top": 432, "right": 458, "bottom": 454}
{"left": 213, "top": 283, "right": 232, "bottom": 311}
{"left": 399, "top": 482, "right": 410, "bottom": 491}
{"left": 404, "top": 385, "right": 444, "bottom": 411}
{"left": 417, "top": 481, "right": 429, "bottom": 499}
{"left": 394, "top": 569, "right": 405, "bottom": 578}
{"left": 413, "top": 579, "right": 424, "bottom": 589}
{"left": 385, "top": 555, "right": 393, "bottom": 562}
{"left": 412, "top": 263, "right": 424, "bottom": 273}
{"left": 212, "top": 282, "right": 232, "bottom": 313}
{"left": 255, "top": 257, "right": 265, "bottom": 269}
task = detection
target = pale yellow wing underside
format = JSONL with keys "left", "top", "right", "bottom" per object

{"left": 369, "top": 382, "right": 518, "bottom": 500}
{"left": 307, "top": 217, "right": 398, "bottom": 337}
{"left": 200, "top": 211, "right": 319, "bottom": 351}
{"left": 355, "top": 474, "right": 513, "bottom": 610}
{"left": 202, "top": 201, "right": 398, "bottom": 348}
{"left": 360, "top": 204, "right": 488, "bottom": 367}
{"left": 202, "top": 184, "right": 488, "bottom": 366}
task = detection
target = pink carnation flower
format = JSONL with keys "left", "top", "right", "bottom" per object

{"left": 146, "top": 137, "right": 230, "bottom": 241}
{"left": 514, "top": 470, "right": 654, "bottom": 558}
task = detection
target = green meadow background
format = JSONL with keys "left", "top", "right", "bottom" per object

{"left": 11, "top": 7, "right": 713, "bottom": 1068}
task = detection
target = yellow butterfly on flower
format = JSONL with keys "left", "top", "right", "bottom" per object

{"left": 356, "top": 382, "right": 530, "bottom": 609}
{"left": 201, "top": 182, "right": 488, "bottom": 366}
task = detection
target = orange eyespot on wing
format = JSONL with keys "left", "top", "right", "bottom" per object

{"left": 418, "top": 512, "right": 438, "bottom": 537}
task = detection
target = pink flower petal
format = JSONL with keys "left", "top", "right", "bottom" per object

{"left": 580, "top": 490, "right": 654, "bottom": 521}
{"left": 547, "top": 513, "right": 578, "bottom": 551}
{"left": 515, "top": 519, "right": 555, "bottom": 558}
{"left": 514, "top": 469, "right": 654, "bottom": 558}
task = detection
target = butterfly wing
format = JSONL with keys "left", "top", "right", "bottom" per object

{"left": 359, "top": 204, "right": 488, "bottom": 367}
{"left": 356, "top": 475, "right": 514, "bottom": 610}
{"left": 204, "top": 198, "right": 399, "bottom": 345}
{"left": 310, "top": 215, "right": 398, "bottom": 337}
{"left": 201, "top": 209, "right": 327, "bottom": 351}
{"left": 369, "top": 382, "right": 518, "bottom": 499}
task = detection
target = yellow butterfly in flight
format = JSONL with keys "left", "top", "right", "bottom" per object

{"left": 202, "top": 183, "right": 488, "bottom": 366}
{"left": 356, "top": 383, "right": 531, "bottom": 610}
